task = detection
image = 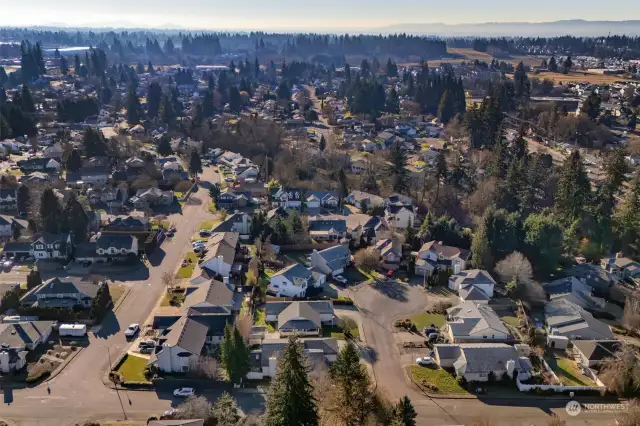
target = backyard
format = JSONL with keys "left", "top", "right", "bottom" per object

{"left": 115, "top": 354, "right": 149, "bottom": 383}
{"left": 545, "top": 355, "right": 597, "bottom": 387}
{"left": 410, "top": 312, "right": 446, "bottom": 330}
{"left": 408, "top": 366, "right": 469, "bottom": 395}
{"left": 500, "top": 315, "right": 520, "bottom": 328}
{"left": 255, "top": 308, "right": 276, "bottom": 332}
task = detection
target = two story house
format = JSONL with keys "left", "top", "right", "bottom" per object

{"left": 270, "top": 187, "right": 303, "bottom": 209}
{"left": 0, "top": 188, "right": 17, "bottom": 211}
{"left": 0, "top": 321, "right": 54, "bottom": 373}
{"left": 308, "top": 217, "right": 347, "bottom": 241}
{"left": 306, "top": 191, "right": 339, "bottom": 210}
{"left": 31, "top": 233, "right": 72, "bottom": 260}
{"left": 200, "top": 232, "right": 239, "bottom": 278}
{"left": 384, "top": 205, "right": 415, "bottom": 230}
{"left": 20, "top": 277, "right": 101, "bottom": 309}
{"left": 216, "top": 190, "right": 250, "bottom": 210}
{"left": 310, "top": 245, "right": 351, "bottom": 277}
{"left": 449, "top": 269, "right": 496, "bottom": 303}
{"left": 346, "top": 214, "right": 391, "bottom": 245}
{"left": 345, "top": 191, "right": 384, "bottom": 211}
{"left": 415, "top": 241, "right": 471, "bottom": 277}
{"left": 269, "top": 263, "right": 318, "bottom": 298}
{"left": 211, "top": 211, "right": 252, "bottom": 235}
{"left": 601, "top": 255, "right": 640, "bottom": 283}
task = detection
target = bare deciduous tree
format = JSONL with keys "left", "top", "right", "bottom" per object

{"left": 162, "top": 271, "right": 177, "bottom": 293}
{"left": 495, "top": 252, "right": 544, "bottom": 303}
{"left": 237, "top": 310, "right": 253, "bottom": 342}
{"left": 547, "top": 414, "right": 566, "bottom": 426}
{"left": 624, "top": 313, "right": 640, "bottom": 331}
{"left": 600, "top": 345, "right": 640, "bottom": 396}
{"left": 187, "top": 356, "right": 219, "bottom": 379}
{"left": 175, "top": 395, "right": 214, "bottom": 420}
{"left": 354, "top": 247, "right": 380, "bottom": 272}
{"left": 615, "top": 399, "right": 640, "bottom": 426}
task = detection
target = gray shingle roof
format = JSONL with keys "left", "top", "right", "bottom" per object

{"left": 446, "top": 302, "right": 509, "bottom": 339}
{"left": 266, "top": 301, "right": 334, "bottom": 318}
{"left": 278, "top": 302, "right": 322, "bottom": 330}
{"left": 453, "top": 343, "right": 519, "bottom": 374}
{"left": 182, "top": 279, "right": 238, "bottom": 311}
{"left": 164, "top": 317, "right": 208, "bottom": 355}
{"left": 0, "top": 321, "right": 54, "bottom": 349}
{"left": 96, "top": 234, "right": 135, "bottom": 250}
{"left": 272, "top": 263, "right": 312, "bottom": 283}
{"left": 253, "top": 338, "right": 339, "bottom": 367}
{"left": 20, "top": 277, "right": 100, "bottom": 304}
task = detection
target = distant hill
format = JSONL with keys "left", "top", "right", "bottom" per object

{"left": 375, "top": 20, "right": 640, "bottom": 37}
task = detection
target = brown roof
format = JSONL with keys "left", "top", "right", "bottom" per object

{"left": 419, "top": 241, "right": 471, "bottom": 261}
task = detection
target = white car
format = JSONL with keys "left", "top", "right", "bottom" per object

{"left": 173, "top": 387, "right": 195, "bottom": 397}
{"left": 334, "top": 275, "right": 348, "bottom": 284}
{"left": 416, "top": 356, "right": 435, "bottom": 366}
{"left": 124, "top": 323, "right": 140, "bottom": 338}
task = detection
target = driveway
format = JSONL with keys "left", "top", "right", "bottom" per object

{"left": 346, "top": 280, "right": 617, "bottom": 426}
{"left": 0, "top": 167, "right": 232, "bottom": 425}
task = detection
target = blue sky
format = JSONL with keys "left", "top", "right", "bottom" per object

{"left": 2, "top": 0, "right": 640, "bottom": 30}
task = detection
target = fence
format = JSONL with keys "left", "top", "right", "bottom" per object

{"left": 278, "top": 242, "right": 342, "bottom": 252}
{"left": 516, "top": 378, "right": 606, "bottom": 395}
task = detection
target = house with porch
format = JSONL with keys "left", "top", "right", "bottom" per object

{"left": 0, "top": 321, "right": 54, "bottom": 373}
{"left": 414, "top": 241, "right": 471, "bottom": 277}
{"left": 444, "top": 301, "right": 512, "bottom": 343}
{"left": 31, "top": 233, "right": 72, "bottom": 260}
{"left": 268, "top": 263, "right": 322, "bottom": 298}
{"left": 20, "top": 277, "right": 101, "bottom": 309}
{"left": 310, "top": 245, "right": 351, "bottom": 277}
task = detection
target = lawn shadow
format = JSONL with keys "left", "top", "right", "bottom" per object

{"left": 370, "top": 279, "right": 408, "bottom": 302}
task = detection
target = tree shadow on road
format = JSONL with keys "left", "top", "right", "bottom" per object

{"left": 357, "top": 344, "right": 378, "bottom": 364}
{"left": 185, "top": 196, "right": 203, "bottom": 206}
{"left": 148, "top": 249, "right": 166, "bottom": 267}
{"left": 370, "top": 280, "right": 408, "bottom": 302}
{"left": 93, "top": 310, "right": 121, "bottom": 339}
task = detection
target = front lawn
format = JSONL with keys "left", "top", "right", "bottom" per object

{"left": 199, "top": 219, "right": 219, "bottom": 230}
{"left": 408, "top": 366, "right": 469, "bottom": 395}
{"left": 545, "top": 356, "right": 596, "bottom": 387}
{"left": 116, "top": 354, "right": 149, "bottom": 382}
{"left": 322, "top": 317, "right": 360, "bottom": 340}
{"left": 176, "top": 252, "right": 199, "bottom": 279}
{"left": 410, "top": 312, "right": 446, "bottom": 330}
{"left": 500, "top": 315, "right": 520, "bottom": 328}
{"left": 255, "top": 308, "right": 276, "bottom": 332}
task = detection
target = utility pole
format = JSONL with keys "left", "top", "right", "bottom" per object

{"left": 107, "top": 346, "right": 128, "bottom": 420}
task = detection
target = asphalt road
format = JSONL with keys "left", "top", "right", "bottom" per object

{"left": 347, "top": 280, "right": 620, "bottom": 426}
{"left": 0, "top": 166, "right": 270, "bottom": 425}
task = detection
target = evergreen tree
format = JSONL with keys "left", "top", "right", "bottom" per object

{"left": 82, "top": 127, "right": 108, "bottom": 157}
{"left": 0, "top": 67, "right": 7, "bottom": 86}
{"left": 39, "top": 187, "right": 63, "bottom": 234}
{"left": 513, "top": 62, "right": 531, "bottom": 100}
{"left": 498, "top": 157, "right": 527, "bottom": 212}
{"left": 555, "top": 150, "right": 591, "bottom": 223}
{"left": 61, "top": 193, "right": 89, "bottom": 241}
{"left": 338, "top": 168, "right": 349, "bottom": 199}
{"left": 202, "top": 90, "right": 215, "bottom": 118}
{"left": 26, "top": 269, "right": 42, "bottom": 290}
{"left": 189, "top": 149, "right": 202, "bottom": 176}
{"left": 265, "top": 335, "right": 318, "bottom": 426}
{"left": 330, "top": 341, "right": 375, "bottom": 425}
{"left": 20, "top": 84, "right": 35, "bottom": 113}
{"left": 386, "top": 58, "right": 398, "bottom": 77}
{"left": 74, "top": 55, "right": 81, "bottom": 74}
{"left": 470, "top": 219, "right": 493, "bottom": 270}
{"left": 126, "top": 85, "right": 142, "bottom": 125}
{"left": 591, "top": 149, "right": 628, "bottom": 250}
{"left": 212, "top": 392, "right": 240, "bottom": 426}
{"left": 228, "top": 86, "right": 242, "bottom": 113}
{"left": 60, "top": 56, "right": 69, "bottom": 75}
{"left": 158, "top": 93, "right": 176, "bottom": 126}
{"left": 147, "top": 81, "right": 162, "bottom": 119}
{"left": 386, "top": 87, "right": 400, "bottom": 113}
{"left": 614, "top": 170, "right": 640, "bottom": 254}
{"left": 523, "top": 211, "right": 565, "bottom": 276}
{"left": 157, "top": 134, "right": 172, "bottom": 156}
{"left": 437, "top": 89, "right": 455, "bottom": 124}
{"left": 276, "top": 82, "right": 291, "bottom": 101}
{"left": 548, "top": 55, "right": 558, "bottom": 72}
{"left": 563, "top": 55, "right": 573, "bottom": 74}
{"left": 318, "top": 134, "right": 326, "bottom": 152}
{"left": 387, "top": 142, "right": 410, "bottom": 193}
{"left": 90, "top": 282, "right": 111, "bottom": 320}
{"left": 391, "top": 396, "right": 418, "bottom": 426}
{"left": 65, "top": 149, "right": 83, "bottom": 172}
{"left": 581, "top": 91, "right": 602, "bottom": 120}
{"left": 16, "top": 184, "right": 29, "bottom": 214}
{"left": 0, "top": 115, "right": 10, "bottom": 140}
{"left": 219, "top": 324, "right": 250, "bottom": 385}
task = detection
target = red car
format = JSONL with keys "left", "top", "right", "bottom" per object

{"left": 387, "top": 270, "right": 394, "bottom": 278}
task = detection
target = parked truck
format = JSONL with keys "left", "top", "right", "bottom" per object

{"left": 59, "top": 323, "right": 87, "bottom": 338}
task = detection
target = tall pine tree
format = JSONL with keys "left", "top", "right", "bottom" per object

{"left": 555, "top": 150, "right": 591, "bottom": 223}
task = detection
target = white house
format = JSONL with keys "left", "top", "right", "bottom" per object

{"left": 265, "top": 301, "right": 335, "bottom": 324}
{"left": 0, "top": 188, "right": 17, "bottom": 211}
{"left": 155, "top": 317, "right": 208, "bottom": 373}
{"left": 247, "top": 338, "right": 338, "bottom": 380}
{"left": 448, "top": 269, "right": 495, "bottom": 303}
{"left": 211, "top": 212, "right": 252, "bottom": 235}
{"left": 31, "top": 233, "right": 72, "bottom": 260}
{"left": 271, "top": 188, "right": 303, "bottom": 209}
{"left": 0, "top": 215, "right": 13, "bottom": 237}
{"left": 200, "top": 232, "right": 238, "bottom": 278}
{"left": 269, "top": 263, "right": 318, "bottom": 298}
{"left": 310, "top": 245, "right": 351, "bottom": 277}
{"left": 384, "top": 205, "right": 415, "bottom": 229}
{"left": 0, "top": 321, "right": 54, "bottom": 373}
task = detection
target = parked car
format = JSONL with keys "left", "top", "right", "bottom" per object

{"left": 416, "top": 356, "right": 435, "bottom": 366}
{"left": 199, "top": 230, "right": 211, "bottom": 237}
{"left": 173, "top": 388, "right": 195, "bottom": 397}
{"left": 423, "top": 327, "right": 438, "bottom": 335}
{"left": 124, "top": 324, "right": 140, "bottom": 338}
{"left": 224, "top": 177, "right": 234, "bottom": 182}
{"left": 2, "top": 261, "right": 13, "bottom": 271}
{"left": 386, "top": 270, "right": 394, "bottom": 278}
{"left": 334, "top": 275, "right": 348, "bottom": 284}
{"left": 139, "top": 346, "right": 154, "bottom": 354}
{"left": 139, "top": 340, "right": 155, "bottom": 348}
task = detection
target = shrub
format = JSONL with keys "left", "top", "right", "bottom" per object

{"left": 331, "top": 297, "right": 354, "bottom": 305}
{"left": 47, "top": 350, "right": 53, "bottom": 355}
{"left": 456, "top": 376, "right": 467, "bottom": 385}
{"left": 54, "top": 353, "right": 60, "bottom": 358}
{"left": 432, "top": 301, "right": 453, "bottom": 314}
{"left": 70, "top": 346, "right": 77, "bottom": 351}
{"left": 25, "top": 370, "right": 50, "bottom": 383}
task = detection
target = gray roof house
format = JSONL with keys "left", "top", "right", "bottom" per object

{"left": 20, "top": 277, "right": 100, "bottom": 309}
{"left": 448, "top": 269, "right": 496, "bottom": 302}
{"left": 435, "top": 343, "right": 532, "bottom": 383}
{"left": 444, "top": 301, "right": 512, "bottom": 343}
{"left": 310, "top": 245, "right": 351, "bottom": 277}
{"left": 148, "top": 420, "right": 204, "bottom": 426}
{"left": 182, "top": 279, "right": 242, "bottom": 314}
{"left": 545, "top": 298, "right": 615, "bottom": 341}
{"left": 308, "top": 218, "right": 347, "bottom": 241}
{"left": 276, "top": 302, "right": 323, "bottom": 336}
{"left": 268, "top": 263, "right": 316, "bottom": 298}
{"left": 248, "top": 338, "right": 339, "bottom": 380}
{"left": 0, "top": 321, "right": 54, "bottom": 373}
{"left": 265, "top": 301, "right": 335, "bottom": 324}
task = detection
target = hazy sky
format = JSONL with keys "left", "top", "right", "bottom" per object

{"left": 2, "top": 0, "right": 640, "bottom": 30}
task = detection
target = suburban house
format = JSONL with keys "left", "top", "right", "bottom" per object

{"left": 66, "top": 167, "right": 110, "bottom": 187}
{"left": 310, "top": 245, "right": 351, "bottom": 277}
{"left": 270, "top": 187, "right": 303, "bottom": 209}
{"left": 306, "top": 191, "right": 340, "bottom": 210}
{"left": 273, "top": 302, "right": 325, "bottom": 336}
{"left": 0, "top": 215, "right": 14, "bottom": 237}
{"left": 0, "top": 321, "right": 54, "bottom": 373}
{"left": 269, "top": 263, "right": 320, "bottom": 298}
{"left": 31, "top": 233, "right": 72, "bottom": 260}
{"left": 346, "top": 214, "right": 390, "bottom": 244}
{"left": 349, "top": 156, "right": 371, "bottom": 174}
{"left": 308, "top": 216, "right": 347, "bottom": 241}
{"left": 104, "top": 215, "right": 149, "bottom": 233}
{"left": 375, "top": 238, "right": 403, "bottom": 268}
{"left": 434, "top": 343, "right": 532, "bottom": 383}
{"left": 216, "top": 190, "right": 250, "bottom": 210}
{"left": 0, "top": 188, "right": 17, "bottom": 212}
{"left": 543, "top": 276, "right": 606, "bottom": 311}
{"left": 17, "top": 158, "right": 61, "bottom": 173}
{"left": 572, "top": 340, "right": 620, "bottom": 368}
{"left": 75, "top": 234, "right": 139, "bottom": 263}
{"left": 200, "top": 232, "right": 239, "bottom": 278}
{"left": 129, "top": 188, "right": 174, "bottom": 209}
{"left": 153, "top": 317, "right": 208, "bottom": 373}
{"left": 601, "top": 256, "right": 640, "bottom": 283}
{"left": 384, "top": 204, "right": 415, "bottom": 229}
{"left": 346, "top": 191, "right": 384, "bottom": 211}
{"left": 545, "top": 298, "right": 615, "bottom": 341}
{"left": 20, "top": 277, "right": 101, "bottom": 309}
{"left": 265, "top": 301, "right": 335, "bottom": 324}
{"left": 88, "top": 186, "right": 128, "bottom": 208}
{"left": 182, "top": 279, "right": 242, "bottom": 316}
{"left": 211, "top": 211, "right": 252, "bottom": 235}
{"left": 43, "top": 143, "right": 63, "bottom": 158}
{"left": 247, "top": 338, "right": 338, "bottom": 380}
{"left": 448, "top": 269, "right": 496, "bottom": 303}
{"left": 444, "top": 301, "right": 512, "bottom": 343}
{"left": 414, "top": 241, "right": 471, "bottom": 277}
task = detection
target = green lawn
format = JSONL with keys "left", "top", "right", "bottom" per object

{"left": 322, "top": 321, "right": 360, "bottom": 340}
{"left": 255, "top": 308, "right": 276, "bottom": 332}
{"left": 116, "top": 355, "right": 149, "bottom": 382}
{"left": 546, "top": 357, "right": 596, "bottom": 387}
{"left": 408, "top": 366, "right": 469, "bottom": 395}
{"left": 410, "top": 312, "right": 446, "bottom": 330}
{"left": 199, "top": 219, "right": 219, "bottom": 230}
{"left": 501, "top": 316, "right": 520, "bottom": 328}
{"left": 176, "top": 252, "right": 199, "bottom": 279}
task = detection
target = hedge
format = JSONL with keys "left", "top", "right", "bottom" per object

{"left": 331, "top": 298, "right": 354, "bottom": 306}
{"left": 26, "top": 370, "right": 51, "bottom": 383}
{"left": 121, "top": 380, "right": 154, "bottom": 388}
